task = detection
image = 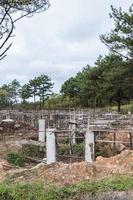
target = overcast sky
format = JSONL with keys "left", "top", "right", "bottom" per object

{"left": 0, "top": 0, "right": 132, "bottom": 92}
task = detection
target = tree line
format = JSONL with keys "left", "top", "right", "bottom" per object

{"left": 60, "top": 4, "right": 133, "bottom": 112}
{"left": 0, "top": 74, "right": 53, "bottom": 109}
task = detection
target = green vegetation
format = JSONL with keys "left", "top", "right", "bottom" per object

{"left": 21, "top": 74, "right": 53, "bottom": 109}
{"left": 58, "top": 143, "right": 84, "bottom": 156}
{"left": 73, "top": 143, "right": 84, "bottom": 155}
{"left": 0, "top": 74, "right": 53, "bottom": 109}
{"left": 0, "top": 182, "right": 45, "bottom": 200}
{"left": 7, "top": 153, "right": 25, "bottom": 167}
{"left": 100, "top": 5, "right": 133, "bottom": 60}
{"left": 0, "top": 4, "right": 132, "bottom": 112}
{"left": 61, "top": 54, "right": 133, "bottom": 112}
{"left": 0, "top": 175, "right": 133, "bottom": 200}
{"left": 61, "top": 4, "right": 133, "bottom": 112}
{"left": 22, "top": 144, "right": 45, "bottom": 159}
{"left": 7, "top": 144, "right": 45, "bottom": 166}
{"left": 112, "top": 102, "right": 133, "bottom": 114}
{"left": 95, "top": 143, "right": 111, "bottom": 158}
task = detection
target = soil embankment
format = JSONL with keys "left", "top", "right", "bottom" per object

{"left": 6, "top": 150, "right": 133, "bottom": 185}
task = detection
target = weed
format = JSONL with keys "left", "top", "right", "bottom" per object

{"left": 7, "top": 153, "right": 25, "bottom": 167}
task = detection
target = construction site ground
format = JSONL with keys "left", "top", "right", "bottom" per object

{"left": 0, "top": 149, "right": 133, "bottom": 186}
{"left": 0, "top": 122, "right": 133, "bottom": 186}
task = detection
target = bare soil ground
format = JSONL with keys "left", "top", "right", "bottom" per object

{"left": 0, "top": 123, "right": 37, "bottom": 159}
{"left": 3, "top": 150, "right": 132, "bottom": 186}
{"left": 0, "top": 159, "right": 15, "bottom": 181}
{"left": 0, "top": 124, "right": 132, "bottom": 186}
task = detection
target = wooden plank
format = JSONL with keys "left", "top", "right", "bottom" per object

{"left": 96, "top": 140, "right": 131, "bottom": 144}
{"left": 56, "top": 154, "right": 83, "bottom": 159}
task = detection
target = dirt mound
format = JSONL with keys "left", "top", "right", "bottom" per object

{"left": 96, "top": 150, "right": 133, "bottom": 173}
{"left": 9, "top": 150, "right": 133, "bottom": 185}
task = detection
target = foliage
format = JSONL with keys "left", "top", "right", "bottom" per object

{"left": 94, "top": 54, "right": 133, "bottom": 111}
{"left": 0, "top": 182, "right": 45, "bottom": 200}
{"left": 0, "top": 0, "right": 50, "bottom": 60}
{"left": 20, "top": 74, "right": 54, "bottom": 108}
{"left": 60, "top": 53, "right": 133, "bottom": 111}
{"left": 35, "top": 74, "right": 54, "bottom": 108}
{"left": 44, "top": 94, "right": 70, "bottom": 109}
{"left": 59, "top": 4, "right": 133, "bottom": 112}
{"left": 95, "top": 143, "right": 110, "bottom": 157}
{"left": 0, "top": 175, "right": 133, "bottom": 200}
{"left": 100, "top": 4, "right": 133, "bottom": 60}
{"left": 61, "top": 77, "right": 80, "bottom": 107}
{"left": 72, "top": 143, "right": 84, "bottom": 156}
{"left": 22, "top": 144, "right": 45, "bottom": 159}
{"left": 0, "top": 88, "right": 11, "bottom": 107}
{"left": 7, "top": 153, "right": 25, "bottom": 167}
{"left": 20, "top": 83, "right": 32, "bottom": 104}
{"left": 0, "top": 4, "right": 133, "bottom": 112}
{"left": 112, "top": 101, "right": 133, "bottom": 113}
{"left": 58, "top": 143, "right": 84, "bottom": 156}
{"left": 10, "top": 79, "right": 21, "bottom": 104}
{"left": 58, "top": 144, "right": 70, "bottom": 155}
{"left": 0, "top": 74, "right": 54, "bottom": 109}
{"left": 29, "top": 77, "right": 39, "bottom": 103}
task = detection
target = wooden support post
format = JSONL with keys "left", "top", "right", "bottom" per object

{"left": 129, "top": 132, "right": 132, "bottom": 150}
{"left": 113, "top": 131, "right": 116, "bottom": 155}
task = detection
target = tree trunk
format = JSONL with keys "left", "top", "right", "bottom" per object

{"left": 117, "top": 100, "right": 121, "bottom": 112}
{"left": 117, "top": 88, "right": 122, "bottom": 112}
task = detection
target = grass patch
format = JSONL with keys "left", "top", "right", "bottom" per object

{"left": 7, "top": 144, "right": 45, "bottom": 167}
{"left": 112, "top": 103, "right": 133, "bottom": 113}
{"left": 0, "top": 175, "right": 133, "bottom": 200}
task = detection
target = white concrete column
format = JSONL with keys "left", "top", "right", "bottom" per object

{"left": 128, "top": 111, "right": 131, "bottom": 115}
{"left": 6, "top": 112, "right": 10, "bottom": 119}
{"left": 38, "top": 119, "right": 45, "bottom": 143}
{"left": 69, "top": 122, "right": 76, "bottom": 145}
{"left": 85, "top": 126, "right": 95, "bottom": 163}
{"left": 69, "top": 111, "right": 76, "bottom": 145}
{"left": 46, "top": 129, "right": 56, "bottom": 164}
{"left": 72, "top": 123, "right": 76, "bottom": 145}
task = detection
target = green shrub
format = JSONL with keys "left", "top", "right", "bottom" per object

{"left": 58, "top": 144, "right": 70, "bottom": 155}
{"left": 73, "top": 143, "right": 84, "bottom": 156}
{"left": 95, "top": 143, "right": 110, "bottom": 157}
{"left": 22, "top": 144, "right": 45, "bottom": 159}
{"left": 7, "top": 153, "right": 25, "bottom": 167}
{"left": 58, "top": 143, "right": 84, "bottom": 156}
